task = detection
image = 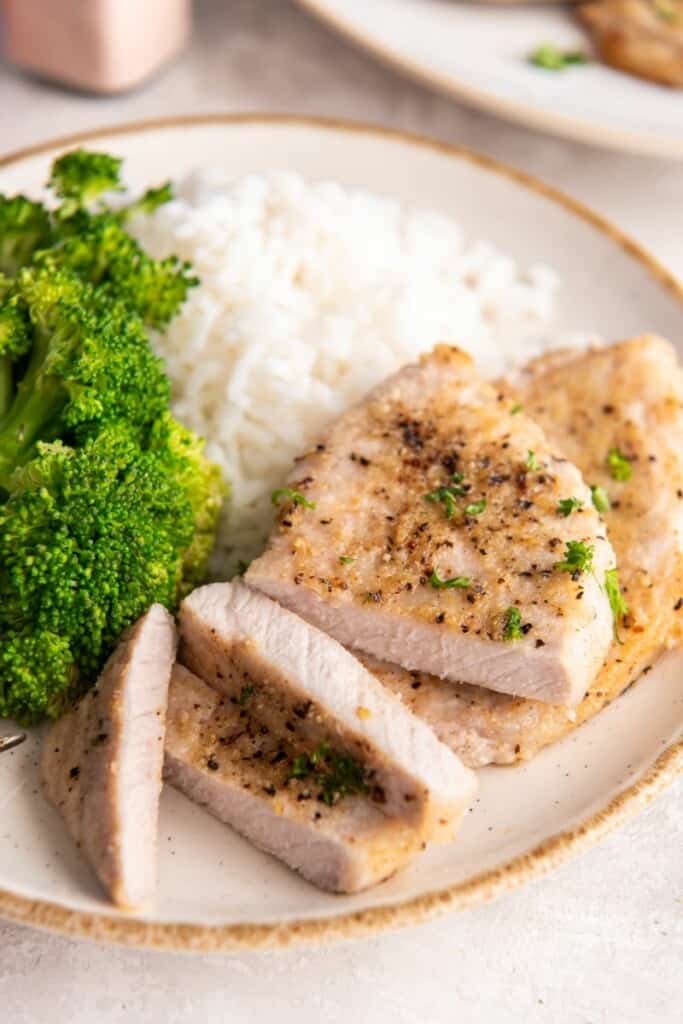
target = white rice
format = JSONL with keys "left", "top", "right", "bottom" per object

{"left": 132, "top": 170, "right": 584, "bottom": 577}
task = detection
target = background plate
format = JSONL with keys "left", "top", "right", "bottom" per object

{"left": 0, "top": 115, "right": 681, "bottom": 951}
{"left": 297, "top": 0, "right": 683, "bottom": 159}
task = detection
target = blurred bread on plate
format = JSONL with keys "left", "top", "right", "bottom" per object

{"left": 579, "top": 0, "right": 683, "bottom": 86}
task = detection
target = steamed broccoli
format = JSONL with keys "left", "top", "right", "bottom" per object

{"left": 46, "top": 213, "right": 197, "bottom": 329}
{"left": 0, "top": 149, "right": 225, "bottom": 724}
{"left": 148, "top": 415, "right": 225, "bottom": 592}
{"left": 0, "top": 424, "right": 223, "bottom": 723}
{"left": 0, "top": 279, "right": 32, "bottom": 417}
{"left": 0, "top": 632, "right": 75, "bottom": 724}
{"left": 49, "top": 149, "right": 172, "bottom": 223}
{"left": 0, "top": 265, "right": 171, "bottom": 487}
{"left": 44, "top": 151, "right": 196, "bottom": 328}
{"left": 49, "top": 150, "right": 123, "bottom": 218}
{"left": 120, "top": 182, "right": 174, "bottom": 221}
{"left": 0, "top": 150, "right": 195, "bottom": 331}
{"left": 0, "top": 196, "right": 52, "bottom": 276}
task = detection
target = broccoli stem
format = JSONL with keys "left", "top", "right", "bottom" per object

{"left": 0, "top": 329, "right": 64, "bottom": 490}
{"left": 0, "top": 357, "right": 12, "bottom": 419}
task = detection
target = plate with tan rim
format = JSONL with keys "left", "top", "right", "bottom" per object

{"left": 0, "top": 114, "right": 682, "bottom": 952}
{"left": 296, "top": 0, "right": 683, "bottom": 159}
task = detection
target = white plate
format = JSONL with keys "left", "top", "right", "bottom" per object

{"left": 297, "top": 0, "right": 683, "bottom": 159}
{"left": 0, "top": 115, "right": 681, "bottom": 952}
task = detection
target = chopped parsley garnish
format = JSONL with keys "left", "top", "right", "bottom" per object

{"left": 425, "top": 473, "right": 469, "bottom": 519}
{"left": 510, "top": 402, "right": 523, "bottom": 415}
{"left": 290, "top": 752, "right": 314, "bottom": 779}
{"left": 605, "top": 568, "right": 629, "bottom": 634}
{"left": 429, "top": 570, "right": 471, "bottom": 590}
{"left": 529, "top": 44, "right": 589, "bottom": 71}
{"left": 339, "top": 555, "right": 355, "bottom": 565}
{"left": 271, "top": 488, "right": 316, "bottom": 509}
{"left": 526, "top": 450, "right": 540, "bottom": 471}
{"left": 289, "top": 741, "right": 368, "bottom": 806}
{"left": 425, "top": 486, "right": 456, "bottom": 519}
{"left": 554, "top": 540, "right": 594, "bottom": 575}
{"left": 607, "top": 447, "right": 632, "bottom": 482}
{"left": 590, "top": 485, "right": 610, "bottom": 514}
{"left": 464, "top": 499, "right": 486, "bottom": 516}
{"left": 503, "top": 606, "right": 523, "bottom": 641}
{"left": 557, "top": 497, "right": 583, "bottom": 517}
{"left": 238, "top": 684, "right": 254, "bottom": 707}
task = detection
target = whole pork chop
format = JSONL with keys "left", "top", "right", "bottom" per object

{"left": 366, "top": 336, "right": 683, "bottom": 766}
{"left": 247, "top": 346, "right": 615, "bottom": 706}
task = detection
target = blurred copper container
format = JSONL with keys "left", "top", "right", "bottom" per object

{"left": 1, "top": 0, "right": 191, "bottom": 94}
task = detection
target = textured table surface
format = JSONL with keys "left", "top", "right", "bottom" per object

{"left": 0, "top": 2, "right": 681, "bottom": 1021}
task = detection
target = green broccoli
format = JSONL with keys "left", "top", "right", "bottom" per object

{"left": 0, "top": 149, "right": 226, "bottom": 724}
{"left": 0, "top": 150, "right": 193, "bottom": 331}
{"left": 46, "top": 213, "right": 197, "bottom": 329}
{"left": 48, "top": 148, "right": 173, "bottom": 225}
{"left": 0, "top": 265, "right": 171, "bottom": 487}
{"left": 119, "top": 182, "right": 174, "bottom": 221}
{"left": 43, "top": 152, "right": 195, "bottom": 328}
{"left": 49, "top": 150, "right": 124, "bottom": 217}
{"left": 0, "top": 196, "right": 52, "bottom": 276}
{"left": 0, "top": 632, "right": 76, "bottom": 723}
{"left": 0, "top": 422, "right": 223, "bottom": 724}
{"left": 148, "top": 414, "right": 226, "bottom": 592}
{"left": 0, "top": 280, "right": 32, "bottom": 417}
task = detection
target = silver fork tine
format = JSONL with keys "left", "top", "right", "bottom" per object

{"left": 0, "top": 733, "right": 26, "bottom": 753}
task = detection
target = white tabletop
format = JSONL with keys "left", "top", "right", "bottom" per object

{"left": 0, "top": 1, "right": 681, "bottom": 1020}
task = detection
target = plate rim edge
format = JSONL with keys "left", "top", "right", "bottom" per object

{"left": 0, "top": 110, "right": 680, "bottom": 952}
{"left": 294, "top": 0, "right": 683, "bottom": 160}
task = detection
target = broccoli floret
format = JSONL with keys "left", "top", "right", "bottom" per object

{"left": 119, "top": 182, "right": 174, "bottom": 221}
{"left": 0, "top": 293, "right": 31, "bottom": 360}
{"left": 0, "top": 151, "right": 189, "bottom": 330}
{"left": 0, "top": 632, "right": 76, "bottom": 723}
{"left": 0, "top": 282, "right": 32, "bottom": 417}
{"left": 0, "top": 266, "right": 170, "bottom": 487}
{"left": 49, "top": 150, "right": 123, "bottom": 217}
{"left": 46, "top": 212, "right": 197, "bottom": 329}
{"left": 0, "top": 420, "right": 221, "bottom": 724}
{"left": 149, "top": 414, "right": 226, "bottom": 592}
{"left": 0, "top": 196, "right": 52, "bottom": 276}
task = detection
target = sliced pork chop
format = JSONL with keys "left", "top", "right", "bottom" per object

{"left": 178, "top": 581, "right": 476, "bottom": 844}
{"left": 363, "top": 336, "right": 683, "bottom": 767}
{"left": 247, "top": 345, "right": 615, "bottom": 706}
{"left": 41, "top": 605, "right": 176, "bottom": 910}
{"left": 165, "top": 665, "right": 432, "bottom": 893}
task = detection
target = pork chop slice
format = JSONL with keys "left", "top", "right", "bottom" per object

{"left": 165, "top": 665, "right": 432, "bottom": 893}
{"left": 361, "top": 336, "right": 683, "bottom": 767}
{"left": 247, "top": 345, "right": 616, "bottom": 706}
{"left": 178, "top": 581, "right": 476, "bottom": 843}
{"left": 41, "top": 605, "right": 176, "bottom": 910}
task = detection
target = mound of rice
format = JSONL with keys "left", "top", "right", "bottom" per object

{"left": 132, "top": 170, "right": 567, "bottom": 577}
